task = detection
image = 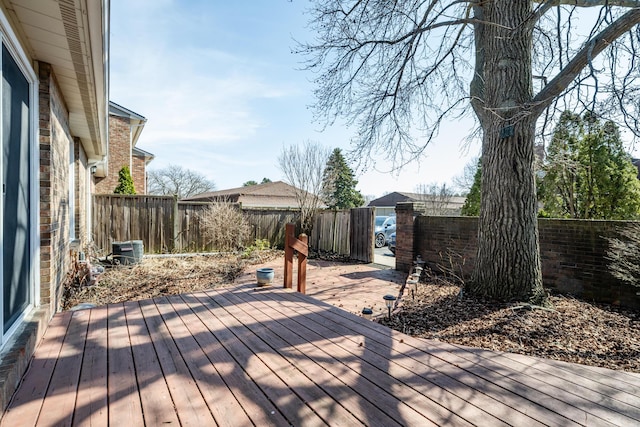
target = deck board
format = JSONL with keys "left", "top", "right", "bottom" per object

{"left": 455, "top": 345, "right": 640, "bottom": 423}
{"left": 209, "top": 288, "right": 402, "bottom": 427}
{"left": 35, "top": 309, "right": 89, "bottom": 427}
{"left": 174, "top": 293, "right": 290, "bottom": 427}
{"left": 277, "top": 287, "right": 602, "bottom": 426}
{"left": 247, "top": 286, "right": 565, "bottom": 426}
{"left": 137, "top": 298, "right": 217, "bottom": 426}
{"left": 154, "top": 295, "right": 253, "bottom": 427}
{"left": 219, "top": 287, "right": 480, "bottom": 426}
{"left": 229, "top": 286, "right": 541, "bottom": 427}
{"left": 106, "top": 304, "right": 144, "bottom": 426}
{"left": 2, "top": 284, "right": 640, "bottom": 427}
{"left": 73, "top": 306, "right": 108, "bottom": 427}
{"left": 122, "top": 301, "right": 180, "bottom": 426}
{"left": 0, "top": 312, "right": 72, "bottom": 427}
{"left": 188, "top": 292, "right": 328, "bottom": 427}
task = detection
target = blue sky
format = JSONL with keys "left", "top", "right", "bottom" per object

{"left": 110, "top": 0, "right": 480, "bottom": 197}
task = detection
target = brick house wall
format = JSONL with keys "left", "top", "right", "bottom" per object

{"left": 395, "top": 203, "right": 640, "bottom": 308}
{"left": 95, "top": 115, "right": 130, "bottom": 194}
{"left": 1, "top": 59, "right": 100, "bottom": 415}
{"left": 38, "top": 61, "right": 78, "bottom": 312}
{"left": 95, "top": 113, "right": 149, "bottom": 195}
{"left": 132, "top": 154, "right": 147, "bottom": 194}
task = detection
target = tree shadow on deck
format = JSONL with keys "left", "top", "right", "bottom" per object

{"left": 3, "top": 284, "right": 640, "bottom": 426}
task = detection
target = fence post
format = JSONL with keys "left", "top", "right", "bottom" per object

{"left": 331, "top": 210, "right": 339, "bottom": 253}
{"left": 172, "top": 195, "right": 179, "bottom": 252}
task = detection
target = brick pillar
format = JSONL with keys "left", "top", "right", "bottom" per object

{"left": 395, "top": 202, "right": 426, "bottom": 272}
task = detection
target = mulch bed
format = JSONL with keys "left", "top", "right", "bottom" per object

{"left": 380, "top": 279, "right": 640, "bottom": 372}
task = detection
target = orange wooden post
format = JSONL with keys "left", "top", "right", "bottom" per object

{"left": 284, "top": 224, "right": 294, "bottom": 289}
{"left": 297, "top": 233, "right": 308, "bottom": 294}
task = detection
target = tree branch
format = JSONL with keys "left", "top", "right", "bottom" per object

{"left": 534, "top": 0, "right": 640, "bottom": 23}
{"left": 531, "top": 8, "right": 640, "bottom": 115}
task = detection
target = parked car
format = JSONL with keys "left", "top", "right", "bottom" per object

{"left": 374, "top": 216, "right": 396, "bottom": 248}
{"left": 389, "top": 232, "right": 396, "bottom": 255}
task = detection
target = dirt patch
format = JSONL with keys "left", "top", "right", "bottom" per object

{"left": 380, "top": 280, "right": 640, "bottom": 373}
{"left": 62, "top": 251, "right": 281, "bottom": 310}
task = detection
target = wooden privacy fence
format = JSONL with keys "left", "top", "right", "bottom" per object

{"left": 92, "top": 194, "right": 175, "bottom": 253}
{"left": 92, "top": 195, "right": 300, "bottom": 254}
{"left": 310, "top": 208, "right": 374, "bottom": 262}
{"left": 311, "top": 210, "right": 351, "bottom": 255}
{"left": 349, "top": 207, "right": 375, "bottom": 263}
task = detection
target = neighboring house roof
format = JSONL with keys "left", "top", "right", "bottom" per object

{"left": 183, "top": 181, "right": 315, "bottom": 208}
{"left": 132, "top": 146, "right": 155, "bottom": 165}
{"left": 109, "top": 101, "right": 147, "bottom": 146}
{"left": 6, "top": 0, "right": 109, "bottom": 161}
{"left": 633, "top": 158, "right": 640, "bottom": 180}
{"left": 368, "top": 192, "right": 466, "bottom": 213}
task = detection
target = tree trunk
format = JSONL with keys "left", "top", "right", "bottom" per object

{"left": 469, "top": 1, "right": 545, "bottom": 302}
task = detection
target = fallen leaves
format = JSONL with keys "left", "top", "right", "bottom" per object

{"left": 380, "top": 281, "right": 640, "bottom": 372}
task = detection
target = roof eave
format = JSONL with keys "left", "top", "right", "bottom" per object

{"left": 6, "top": 0, "right": 110, "bottom": 162}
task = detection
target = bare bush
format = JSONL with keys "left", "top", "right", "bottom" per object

{"left": 606, "top": 223, "right": 640, "bottom": 288}
{"left": 198, "top": 202, "right": 251, "bottom": 251}
{"left": 414, "top": 182, "right": 456, "bottom": 216}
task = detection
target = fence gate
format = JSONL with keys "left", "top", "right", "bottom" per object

{"left": 349, "top": 207, "right": 375, "bottom": 263}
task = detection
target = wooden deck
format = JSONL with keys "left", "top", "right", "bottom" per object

{"left": 2, "top": 284, "right": 639, "bottom": 426}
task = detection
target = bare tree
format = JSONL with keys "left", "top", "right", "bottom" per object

{"left": 299, "top": 1, "right": 640, "bottom": 302}
{"left": 148, "top": 164, "right": 216, "bottom": 199}
{"left": 453, "top": 157, "right": 480, "bottom": 195}
{"left": 278, "top": 141, "right": 331, "bottom": 233}
{"left": 414, "top": 182, "right": 456, "bottom": 215}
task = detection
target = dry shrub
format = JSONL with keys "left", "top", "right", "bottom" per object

{"left": 198, "top": 202, "right": 251, "bottom": 251}
{"left": 607, "top": 223, "right": 640, "bottom": 287}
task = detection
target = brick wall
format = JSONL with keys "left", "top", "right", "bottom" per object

{"left": 132, "top": 154, "right": 146, "bottom": 194}
{"left": 395, "top": 205, "right": 640, "bottom": 308}
{"left": 95, "top": 114, "right": 131, "bottom": 194}
{"left": 414, "top": 215, "right": 478, "bottom": 282}
{"left": 395, "top": 202, "right": 428, "bottom": 271}
{"left": 538, "top": 219, "right": 639, "bottom": 307}
{"left": 39, "top": 62, "right": 76, "bottom": 312}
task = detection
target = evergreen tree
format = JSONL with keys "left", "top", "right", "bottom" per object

{"left": 321, "top": 148, "right": 364, "bottom": 209}
{"left": 243, "top": 178, "right": 272, "bottom": 186}
{"left": 539, "top": 111, "right": 640, "bottom": 220}
{"left": 114, "top": 165, "right": 136, "bottom": 195}
{"left": 461, "top": 159, "right": 482, "bottom": 216}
